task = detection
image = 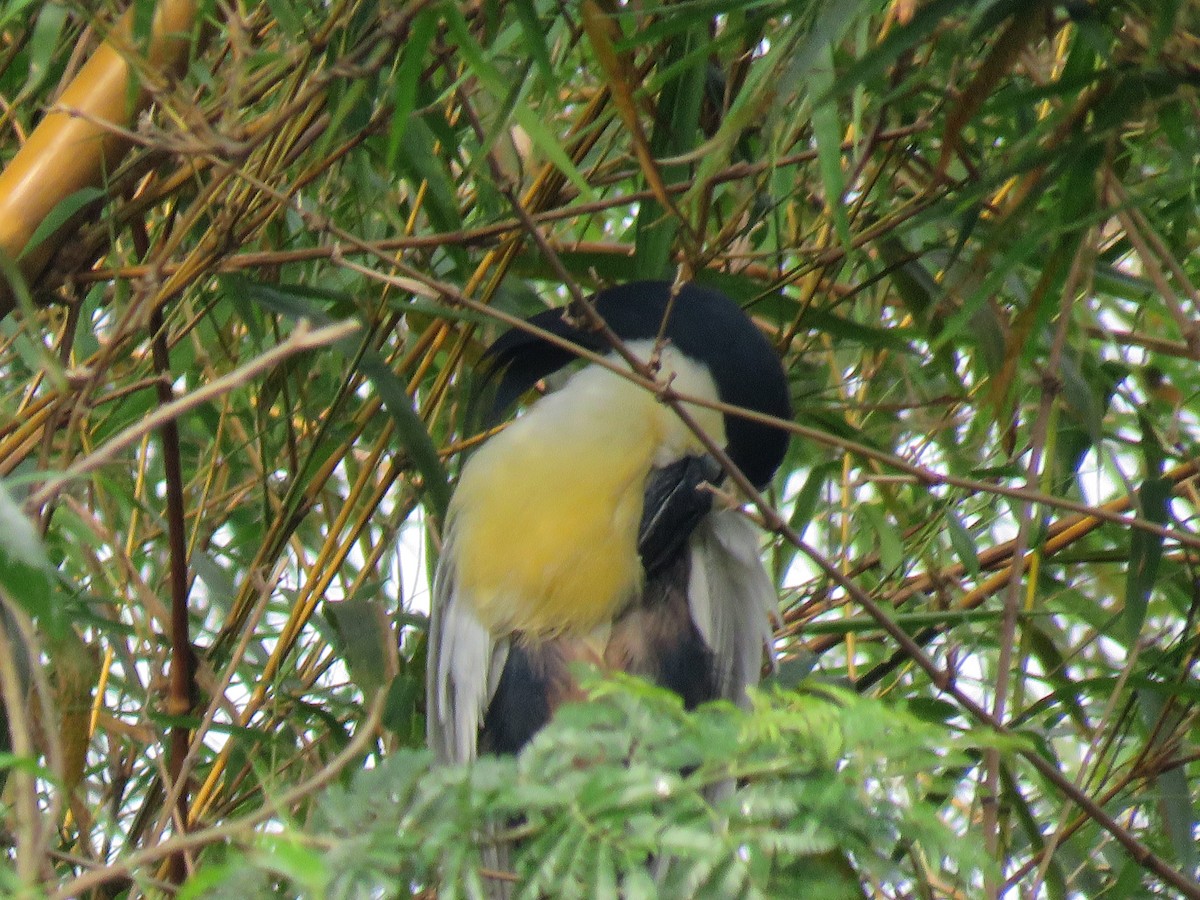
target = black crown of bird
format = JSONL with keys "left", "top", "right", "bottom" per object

{"left": 427, "top": 280, "right": 792, "bottom": 764}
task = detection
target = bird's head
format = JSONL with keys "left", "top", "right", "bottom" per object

{"left": 478, "top": 280, "right": 792, "bottom": 489}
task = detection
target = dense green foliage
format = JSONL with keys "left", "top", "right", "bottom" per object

{"left": 1, "top": 0, "right": 1200, "bottom": 896}
{"left": 194, "top": 680, "right": 1008, "bottom": 899}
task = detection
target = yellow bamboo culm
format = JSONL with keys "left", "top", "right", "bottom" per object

{"left": 0, "top": 0, "right": 197, "bottom": 313}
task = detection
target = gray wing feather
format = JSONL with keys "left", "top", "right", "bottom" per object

{"left": 686, "top": 508, "right": 778, "bottom": 704}
{"left": 427, "top": 543, "right": 516, "bottom": 898}
{"left": 426, "top": 540, "right": 509, "bottom": 764}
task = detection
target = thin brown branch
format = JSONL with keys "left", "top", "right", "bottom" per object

{"left": 148, "top": 301, "right": 194, "bottom": 885}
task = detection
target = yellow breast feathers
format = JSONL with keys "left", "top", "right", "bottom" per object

{"left": 449, "top": 346, "right": 725, "bottom": 637}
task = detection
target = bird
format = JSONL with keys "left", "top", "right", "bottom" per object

{"left": 426, "top": 280, "right": 792, "bottom": 768}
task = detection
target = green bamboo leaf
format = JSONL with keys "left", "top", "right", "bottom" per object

{"left": 0, "top": 480, "right": 51, "bottom": 623}
{"left": 264, "top": 0, "right": 303, "bottom": 38}
{"left": 324, "top": 597, "right": 392, "bottom": 698}
{"left": 1123, "top": 477, "right": 1170, "bottom": 644}
{"left": 789, "top": 462, "right": 836, "bottom": 539}
{"left": 253, "top": 833, "right": 329, "bottom": 891}
{"left": 24, "top": 2, "right": 67, "bottom": 93}
{"left": 634, "top": 24, "right": 706, "bottom": 278}
{"left": 513, "top": 0, "right": 555, "bottom": 85}
{"left": 0, "top": 0, "right": 38, "bottom": 31}
{"left": 1136, "top": 691, "right": 1198, "bottom": 873}
{"left": 382, "top": 669, "right": 422, "bottom": 743}
{"left": 945, "top": 510, "right": 979, "bottom": 577}
{"left": 861, "top": 503, "right": 903, "bottom": 573}
{"left": 801, "top": 307, "right": 918, "bottom": 351}
{"left": 876, "top": 235, "right": 939, "bottom": 319}
{"left": 1149, "top": 0, "right": 1184, "bottom": 55}
{"left": 396, "top": 115, "right": 466, "bottom": 236}
{"left": 358, "top": 350, "right": 451, "bottom": 522}
{"left": 20, "top": 186, "right": 104, "bottom": 261}
{"left": 810, "top": 44, "right": 851, "bottom": 249}
{"left": 387, "top": 9, "right": 439, "bottom": 171}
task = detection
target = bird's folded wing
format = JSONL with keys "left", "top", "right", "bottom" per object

{"left": 686, "top": 508, "right": 778, "bottom": 704}
{"left": 426, "top": 545, "right": 510, "bottom": 764}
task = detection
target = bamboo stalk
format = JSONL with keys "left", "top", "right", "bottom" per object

{"left": 0, "top": 0, "right": 197, "bottom": 317}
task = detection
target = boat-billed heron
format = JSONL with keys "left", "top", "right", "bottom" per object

{"left": 427, "top": 281, "right": 791, "bottom": 764}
